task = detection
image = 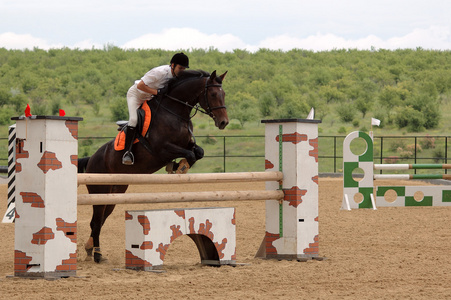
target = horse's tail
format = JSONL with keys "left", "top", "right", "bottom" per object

{"left": 78, "top": 157, "right": 90, "bottom": 173}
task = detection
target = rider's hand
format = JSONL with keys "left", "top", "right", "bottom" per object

{"left": 157, "top": 86, "right": 168, "bottom": 96}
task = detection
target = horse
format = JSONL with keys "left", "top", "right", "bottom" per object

{"left": 78, "top": 70, "right": 229, "bottom": 263}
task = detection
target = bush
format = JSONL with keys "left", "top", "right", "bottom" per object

{"left": 394, "top": 106, "right": 425, "bottom": 132}
{"left": 110, "top": 96, "right": 128, "bottom": 121}
{"left": 336, "top": 103, "right": 356, "bottom": 123}
{"left": 420, "top": 135, "right": 435, "bottom": 149}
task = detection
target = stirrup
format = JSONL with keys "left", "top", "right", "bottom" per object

{"left": 122, "top": 151, "right": 134, "bottom": 165}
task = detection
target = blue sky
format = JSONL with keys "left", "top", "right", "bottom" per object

{"left": 1, "top": 0, "right": 451, "bottom": 51}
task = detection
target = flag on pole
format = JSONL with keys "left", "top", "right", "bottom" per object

{"left": 371, "top": 117, "right": 381, "bottom": 126}
{"left": 24, "top": 104, "right": 31, "bottom": 117}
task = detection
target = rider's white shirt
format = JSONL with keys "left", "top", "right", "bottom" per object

{"left": 139, "top": 64, "right": 174, "bottom": 90}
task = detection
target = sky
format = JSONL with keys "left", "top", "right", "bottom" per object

{"left": 1, "top": 0, "right": 451, "bottom": 52}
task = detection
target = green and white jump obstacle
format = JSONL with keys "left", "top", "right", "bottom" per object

{"left": 11, "top": 116, "right": 322, "bottom": 277}
{"left": 342, "top": 131, "right": 451, "bottom": 210}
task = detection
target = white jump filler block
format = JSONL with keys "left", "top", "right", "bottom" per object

{"left": 262, "top": 119, "right": 321, "bottom": 260}
{"left": 12, "top": 115, "right": 82, "bottom": 279}
{"left": 125, "top": 207, "right": 236, "bottom": 270}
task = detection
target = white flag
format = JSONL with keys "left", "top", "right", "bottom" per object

{"left": 307, "top": 107, "right": 314, "bottom": 120}
{"left": 371, "top": 118, "right": 381, "bottom": 126}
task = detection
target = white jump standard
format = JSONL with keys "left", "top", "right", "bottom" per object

{"left": 12, "top": 115, "right": 82, "bottom": 279}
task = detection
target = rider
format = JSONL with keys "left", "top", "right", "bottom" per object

{"left": 122, "top": 52, "right": 190, "bottom": 165}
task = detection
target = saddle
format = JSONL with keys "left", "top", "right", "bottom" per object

{"left": 114, "top": 101, "right": 151, "bottom": 151}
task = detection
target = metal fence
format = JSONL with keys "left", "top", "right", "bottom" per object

{"left": 1, "top": 134, "right": 450, "bottom": 174}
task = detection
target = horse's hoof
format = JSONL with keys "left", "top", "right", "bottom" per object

{"left": 85, "top": 247, "right": 93, "bottom": 261}
{"left": 93, "top": 248, "right": 108, "bottom": 263}
{"left": 165, "top": 162, "right": 175, "bottom": 174}
{"left": 176, "top": 159, "right": 190, "bottom": 174}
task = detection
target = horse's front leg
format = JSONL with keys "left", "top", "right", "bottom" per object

{"left": 86, "top": 204, "right": 115, "bottom": 263}
{"left": 191, "top": 142, "right": 204, "bottom": 161}
{"left": 85, "top": 185, "right": 126, "bottom": 263}
{"left": 164, "top": 143, "right": 202, "bottom": 173}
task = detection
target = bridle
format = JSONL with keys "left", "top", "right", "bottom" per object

{"left": 161, "top": 76, "right": 226, "bottom": 121}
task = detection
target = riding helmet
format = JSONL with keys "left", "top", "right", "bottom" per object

{"left": 170, "top": 52, "right": 190, "bottom": 68}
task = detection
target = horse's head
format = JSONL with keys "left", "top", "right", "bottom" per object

{"left": 200, "top": 70, "right": 229, "bottom": 130}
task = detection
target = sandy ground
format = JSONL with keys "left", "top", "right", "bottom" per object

{"left": 1, "top": 178, "right": 451, "bottom": 299}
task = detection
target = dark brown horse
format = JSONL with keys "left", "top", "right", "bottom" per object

{"left": 79, "top": 70, "right": 229, "bottom": 263}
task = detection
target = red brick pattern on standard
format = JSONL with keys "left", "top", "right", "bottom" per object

{"left": 156, "top": 243, "right": 170, "bottom": 261}
{"left": 265, "top": 159, "right": 274, "bottom": 170}
{"left": 303, "top": 235, "right": 319, "bottom": 255}
{"left": 65, "top": 120, "right": 79, "bottom": 140}
{"left": 169, "top": 225, "right": 183, "bottom": 243}
{"left": 265, "top": 232, "right": 280, "bottom": 255}
{"left": 215, "top": 238, "right": 228, "bottom": 259}
{"left": 138, "top": 215, "right": 150, "bottom": 235}
{"left": 125, "top": 211, "right": 133, "bottom": 220}
{"left": 174, "top": 210, "right": 185, "bottom": 219}
{"left": 232, "top": 211, "right": 236, "bottom": 225}
{"left": 189, "top": 218, "right": 215, "bottom": 241}
{"left": 70, "top": 155, "right": 78, "bottom": 167}
{"left": 15, "top": 139, "right": 28, "bottom": 173}
{"left": 232, "top": 249, "right": 237, "bottom": 260}
{"left": 20, "top": 192, "right": 45, "bottom": 208}
{"left": 56, "top": 252, "right": 77, "bottom": 271}
{"left": 312, "top": 175, "right": 319, "bottom": 185}
{"left": 283, "top": 186, "right": 307, "bottom": 208}
{"left": 309, "top": 137, "right": 319, "bottom": 162}
{"left": 276, "top": 132, "right": 308, "bottom": 144}
{"left": 126, "top": 250, "right": 152, "bottom": 269}
{"left": 140, "top": 241, "right": 153, "bottom": 250}
{"left": 15, "top": 250, "right": 33, "bottom": 273}
{"left": 31, "top": 227, "right": 55, "bottom": 245}
{"left": 56, "top": 218, "right": 77, "bottom": 243}
{"left": 37, "top": 151, "right": 62, "bottom": 174}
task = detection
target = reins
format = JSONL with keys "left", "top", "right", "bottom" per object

{"left": 155, "top": 76, "right": 226, "bottom": 122}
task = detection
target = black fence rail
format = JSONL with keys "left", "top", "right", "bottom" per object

{"left": 1, "top": 134, "right": 450, "bottom": 174}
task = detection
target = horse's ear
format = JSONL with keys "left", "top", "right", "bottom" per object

{"left": 210, "top": 70, "right": 217, "bottom": 80}
{"left": 219, "top": 71, "right": 228, "bottom": 81}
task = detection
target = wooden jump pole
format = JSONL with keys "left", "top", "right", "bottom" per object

{"left": 374, "top": 163, "right": 451, "bottom": 170}
{"left": 77, "top": 190, "right": 284, "bottom": 205}
{"left": 374, "top": 174, "right": 451, "bottom": 180}
{"left": 78, "top": 171, "right": 283, "bottom": 186}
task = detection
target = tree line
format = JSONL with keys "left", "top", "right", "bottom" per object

{"left": 0, "top": 46, "right": 450, "bottom": 132}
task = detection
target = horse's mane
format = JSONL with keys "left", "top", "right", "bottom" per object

{"left": 168, "top": 69, "right": 210, "bottom": 90}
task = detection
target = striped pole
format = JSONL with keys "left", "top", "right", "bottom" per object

{"left": 374, "top": 174, "right": 451, "bottom": 180}
{"left": 374, "top": 164, "right": 451, "bottom": 170}
{"left": 2, "top": 124, "right": 16, "bottom": 223}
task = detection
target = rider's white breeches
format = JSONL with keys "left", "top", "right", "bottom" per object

{"left": 126, "top": 83, "right": 151, "bottom": 127}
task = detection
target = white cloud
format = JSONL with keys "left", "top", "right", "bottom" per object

{"left": 122, "top": 28, "right": 249, "bottom": 52}
{"left": 2, "top": 26, "right": 451, "bottom": 52}
{"left": 257, "top": 26, "right": 451, "bottom": 51}
{"left": 0, "top": 32, "right": 57, "bottom": 50}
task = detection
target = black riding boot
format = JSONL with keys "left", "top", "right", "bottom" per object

{"left": 122, "top": 126, "right": 136, "bottom": 165}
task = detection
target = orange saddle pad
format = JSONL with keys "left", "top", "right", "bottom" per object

{"left": 114, "top": 101, "right": 151, "bottom": 151}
